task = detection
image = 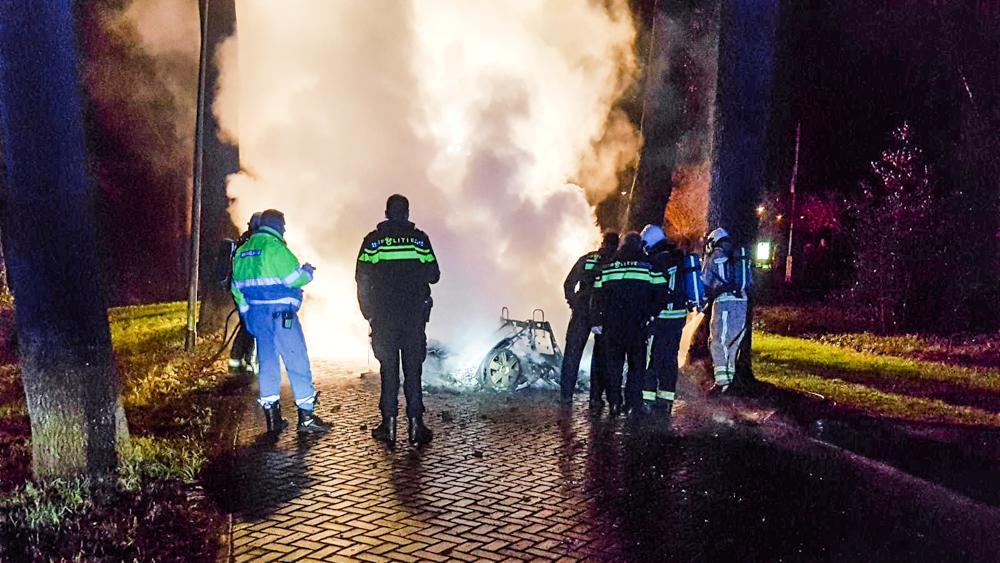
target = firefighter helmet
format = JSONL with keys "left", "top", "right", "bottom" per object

{"left": 640, "top": 224, "right": 666, "bottom": 250}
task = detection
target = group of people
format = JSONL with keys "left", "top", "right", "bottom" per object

{"left": 559, "top": 225, "right": 751, "bottom": 417}
{"left": 227, "top": 193, "right": 751, "bottom": 445}
{"left": 227, "top": 195, "right": 438, "bottom": 447}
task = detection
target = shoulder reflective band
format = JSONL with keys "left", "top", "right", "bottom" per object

{"left": 584, "top": 253, "right": 600, "bottom": 271}
{"left": 358, "top": 244, "right": 436, "bottom": 264}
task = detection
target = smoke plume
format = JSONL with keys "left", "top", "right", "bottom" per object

{"left": 213, "top": 1, "right": 639, "bottom": 365}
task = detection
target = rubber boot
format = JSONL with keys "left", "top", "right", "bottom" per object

{"left": 661, "top": 400, "right": 674, "bottom": 417}
{"left": 297, "top": 408, "right": 331, "bottom": 433}
{"left": 263, "top": 403, "right": 288, "bottom": 434}
{"left": 372, "top": 416, "right": 397, "bottom": 446}
{"left": 408, "top": 417, "right": 433, "bottom": 446}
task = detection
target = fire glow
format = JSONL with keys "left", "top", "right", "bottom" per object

{"left": 213, "top": 1, "right": 639, "bottom": 367}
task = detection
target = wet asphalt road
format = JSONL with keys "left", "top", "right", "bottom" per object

{"left": 213, "top": 366, "right": 1000, "bottom": 562}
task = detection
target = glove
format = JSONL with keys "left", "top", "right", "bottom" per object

{"left": 302, "top": 263, "right": 316, "bottom": 275}
{"left": 591, "top": 326, "right": 602, "bottom": 335}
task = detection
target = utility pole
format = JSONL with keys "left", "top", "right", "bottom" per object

{"left": 186, "top": 0, "right": 211, "bottom": 351}
{"left": 784, "top": 121, "right": 800, "bottom": 283}
{"left": 621, "top": 0, "right": 660, "bottom": 232}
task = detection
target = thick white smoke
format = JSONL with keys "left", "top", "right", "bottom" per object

{"left": 214, "top": 1, "right": 638, "bottom": 366}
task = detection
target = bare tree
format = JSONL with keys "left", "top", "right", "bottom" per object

{"left": 0, "top": 0, "right": 126, "bottom": 477}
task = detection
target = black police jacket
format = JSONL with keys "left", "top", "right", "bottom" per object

{"left": 355, "top": 219, "right": 440, "bottom": 324}
{"left": 563, "top": 250, "right": 603, "bottom": 313}
{"left": 591, "top": 247, "right": 663, "bottom": 339}
{"left": 645, "top": 240, "right": 687, "bottom": 319}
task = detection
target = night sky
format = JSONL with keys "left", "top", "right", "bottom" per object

{"left": 772, "top": 0, "right": 1000, "bottom": 196}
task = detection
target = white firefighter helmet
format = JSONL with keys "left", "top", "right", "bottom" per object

{"left": 706, "top": 227, "right": 730, "bottom": 247}
{"left": 640, "top": 224, "right": 666, "bottom": 250}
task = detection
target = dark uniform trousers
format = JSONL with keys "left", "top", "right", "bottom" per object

{"left": 230, "top": 321, "right": 255, "bottom": 366}
{"left": 604, "top": 332, "right": 646, "bottom": 409}
{"left": 371, "top": 318, "right": 427, "bottom": 419}
{"left": 643, "top": 318, "right": 685, "bottom": 398}
{"left": 559, "top": 310, "right": 591, "bottom": 398}
{"left": 589, "top": 334, "right": 607, "bottom": 403}
{"left": 560, "top": 311, "right": 609, "bottom": 401}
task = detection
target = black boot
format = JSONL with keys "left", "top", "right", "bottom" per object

{"left": 263, "top": 403, "right": 288, "bottom": 434}
{"left": 372, "top": 416, "right": 397, "bottom": 445}
{"left": 661, "top": 400, "right": 674, "bottom": 417}
{"left": 297, "top": 408, "right": 331, "bottom": 433}
{"left": 408, "top": 417, "right": 433, "bottom": 446}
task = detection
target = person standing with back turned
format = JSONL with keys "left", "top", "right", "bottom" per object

{"left": 701, "top": 227, "right": 751, "bottom": 394}
{"left": 231, "top": 209, "right": 331, "bottom": 434}
{"left": 559, "top": 231, "right": 619, "bottom": 407}
{"left": 639, "top": 224, "right": 687, "bottom": 417}
{"left": 592, "top": 232, "right": 663, "bottom": 415}
{"left": 356, "top": 195, "right": 440, "bottom": 448}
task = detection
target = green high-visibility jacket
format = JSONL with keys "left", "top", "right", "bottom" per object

{"left": 231, "top": 226, "right": 313, "bottom": 313}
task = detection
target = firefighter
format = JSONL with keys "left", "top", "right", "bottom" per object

{"left": 639, "top": 224, "right": 686, "bottom": 417}
{"left": 559, "top": 231, "right": 619, "bottom": 407}
{"left": 231, "top": 209, "right": 330, "bottom": 434}
{"left": 228, "top": 212, "right": 261, "bottom": 376}
{"left": 356, "top": 194, "right": 439, "bottom": 447}
{"left": 592, "top": 232, "right": 664, "bottom": 415}
{"left": 701, "top": 227, "right": 751, "bottom": 394}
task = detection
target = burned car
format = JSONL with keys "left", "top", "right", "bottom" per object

{"left": 477, "top": 308, "right": 564, "bottom": 392}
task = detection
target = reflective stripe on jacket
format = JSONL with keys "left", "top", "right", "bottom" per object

{"left": 592, "top": 257, "right": 664, "bottom": 339}
{"left": 563, "top": 251, "right": 602, "bottom": 312}
{"left": 355, "top": 219, "right": 440, "bottom": 323}
{"left": 231, "top": 226, "right": 312, "bottom": 313}
{"left": 646, "top": 241, "right": 687, "bottom": 320}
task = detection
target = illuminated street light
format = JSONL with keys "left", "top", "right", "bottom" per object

{"left": 757, "top": 205, "right": 766, "bottom": 215}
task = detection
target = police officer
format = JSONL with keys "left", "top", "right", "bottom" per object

{"left": 702, "top": 227, "right": 750, "bottom": 394}
{"left": 356, "top": 194, "right": 439, "bottom": 447}
{"left": 592, "top": 232, "right": 664, "bottom": 415}
{"left": 559, "top": 231, "right": 618, "bottom": 407}
{"left": 639, "top": 224, "right": 686, "bottom": 416}
{"left": 231, "top": 209, "right": 330, "bottom": 433}
{"left": 228, "top": 212, "right": 261, "bottom": 376}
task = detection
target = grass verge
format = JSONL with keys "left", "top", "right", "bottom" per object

{"left": 754, "top": 332, "right": 1000, "bottom": 426}
{"left": 0, "top": 302, "right": 246, "bottom": 561}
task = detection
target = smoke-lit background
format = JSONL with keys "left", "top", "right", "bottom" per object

{"left": 75, "top": 0, "right": 1000, "bottom": 351}
{"left": 211, "top": 1, "right": 638, "bottom": 362}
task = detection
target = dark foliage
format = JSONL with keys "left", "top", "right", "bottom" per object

{"left": 846, "top": 122, "right": 935, "bottom": 333}
{"left": 0, "top": 478, "right": 221, "bottom": 562}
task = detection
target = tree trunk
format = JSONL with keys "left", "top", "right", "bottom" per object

{"left": 626, "top": 3, "right": 678, "bottom": 231}
{"left": 197, "top": 0, "right": 241, "bottom": 333}
{"left": 707, "top": 0, "right": 780, "bottom": 389}
{"left": 627, "top": 1, "right": 720, "bottom": 232}
{"left": 0, "top": 0, "right": 125, "bottom": 478}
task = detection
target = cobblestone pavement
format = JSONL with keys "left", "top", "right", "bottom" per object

{"left": 210, "top": 365, "right": 1000, "bottom": 562}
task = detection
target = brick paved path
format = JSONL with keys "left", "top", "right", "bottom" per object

{"left": 212, "top": 365, "right": 1000, "bottom": 562}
